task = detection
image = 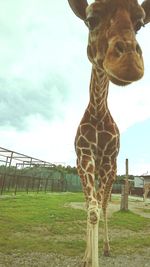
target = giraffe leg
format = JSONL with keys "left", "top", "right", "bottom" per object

{"left": 97, "top": 164, "right": 117, "bottom": 257}
{"left": 82, "top": 225, "right": 92, "bottom": 267}
{"left": 77, "top": 158, "right": 100, "bottom": 267}
{"left": 102, "top": 205, "right": 110, "bottom": 256}
{"left": 102, "top": 178, "right": 115, "bottom": 256}
{"left": 90, "top": 204, "right": 100, "bottom": 267}
{"left": 97, "top": 184, "right": 111, "bottom": 256}
{"left": 82, "top": 203, "right": 100, "bottom": 267}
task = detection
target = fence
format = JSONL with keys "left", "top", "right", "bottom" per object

{"left": 1, "top": 171, "right": 148, "bottom": 197}
{"left": 0, "top": 172, "right": 82, "bottom": 195}
{"left": 0, "top": 146, "right": 148, "bottom": 196}
{"left": 0, "top": 174, "right": 60, "bottom": 194}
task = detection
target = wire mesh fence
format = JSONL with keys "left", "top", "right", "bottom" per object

{"left": 0, "top": 172, "right": 82, "bottom": 195}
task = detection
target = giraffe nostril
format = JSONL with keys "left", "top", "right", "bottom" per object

{"left": 115, "top": 41, "right": 125, "bottom": 56}
{"left": 136, "top": 43, "right": 142, "bottom": 56}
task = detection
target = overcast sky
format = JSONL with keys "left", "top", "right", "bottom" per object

{"left": 0, "top": 0, "right": 149, "bottom": 175}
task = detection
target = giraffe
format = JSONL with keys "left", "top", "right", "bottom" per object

{"left": 143, "top": 183, "right": 150, "bottom": 204}
{"left": 68, "top": 1, "right": 150, "bottom": 266}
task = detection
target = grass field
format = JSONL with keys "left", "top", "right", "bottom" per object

{"left": 0, "top": 192, "right": 150, "bottom": 259}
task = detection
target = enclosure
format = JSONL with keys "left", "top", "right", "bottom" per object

{"left": 0, "top": 147, "right": 81, "bottom": 194}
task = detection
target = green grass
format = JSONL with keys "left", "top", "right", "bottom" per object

{"left": 109, "top": 210, "right": 150, "bottom": 255}
{"left": 0, "top": 193, "right": 86, "bottom": 256}
{"left": 0, "top": 193, "right": 150, "bottom": 256}
{"left": 110, "top": 210, "right": 150, "bottom": 231}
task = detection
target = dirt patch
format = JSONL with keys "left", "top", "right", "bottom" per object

{"left": 68, "top": 196, "right": 150, "bottom": 218}
{"left": 128, "top": 200, "right": 150, "bottom": 218}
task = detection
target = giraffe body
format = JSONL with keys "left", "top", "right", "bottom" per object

{"left": 68, "top": 0, "right": 150, "bottom": 266}
{"left": 75, "top": 68, "right": 119, "bottom": 208}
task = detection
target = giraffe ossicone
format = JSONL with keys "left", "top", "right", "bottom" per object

{"left": 68, "top": 0, "right": 150, "bottom": 266}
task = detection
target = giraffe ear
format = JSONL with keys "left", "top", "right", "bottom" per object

{"left": 68, "top": 0, "right": 88, "bottom": 20}
{"left": 141, "top": 0, "right": 150, "bottom": 25}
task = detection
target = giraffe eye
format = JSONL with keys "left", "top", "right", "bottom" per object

{"left": 85, "top": 16, "right": 100, "bottom": 30}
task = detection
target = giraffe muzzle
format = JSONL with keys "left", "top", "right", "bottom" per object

{"left": 103, "top": 38, "right": 144, "bottom": 86}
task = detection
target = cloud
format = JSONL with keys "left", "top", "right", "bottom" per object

{"left": 0, "top": 115, "right": 77, "bottom": 166}
{"left": 117, "top": 118, "right": 150, "bottom": 174}
{"left": 0, "top": 0, "right": 87, "bottom": 131}
{"left": 108, "top": 79, "right": 150, "bottom": 133}
{"left": 0, "top": 73, "right": 69, "bottom": 129}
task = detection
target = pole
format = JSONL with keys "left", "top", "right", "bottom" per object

{"left": 120, "top": 158, "right": 129, "bottom": 211}
{"left": 125, "top": 158, "right": 129, "bottom": 210}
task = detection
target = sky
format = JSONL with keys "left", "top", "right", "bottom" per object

{"left": 0, "top": 0, "right": 149, "bottom": 175}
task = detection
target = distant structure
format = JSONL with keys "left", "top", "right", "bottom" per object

{"left": 134, "top": 175, "right": 150, "bottom": 202}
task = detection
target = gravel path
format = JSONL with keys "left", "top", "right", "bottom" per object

{"left": 0, "top": 250, "right": 150, "bottom": 267}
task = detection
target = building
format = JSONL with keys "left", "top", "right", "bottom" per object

{"left": 134, "top": 175, "right": 150, "bottom": 188}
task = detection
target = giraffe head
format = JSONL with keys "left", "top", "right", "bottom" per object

{"left": 68, "top": 0, "right": 150, "bottom": 86}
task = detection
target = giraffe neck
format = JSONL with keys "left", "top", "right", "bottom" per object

{"left": 88, "top": 67, "right": 109, "bottom": 118}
